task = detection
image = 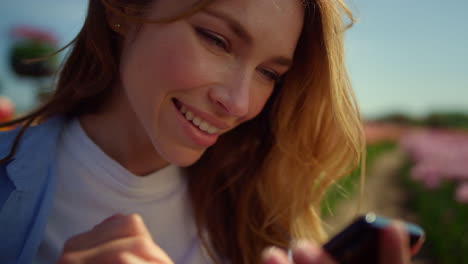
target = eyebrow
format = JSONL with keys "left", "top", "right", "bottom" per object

{"left": 203, "top": 8, "right": 293, "bottom": 69}
{"left": 203, "top": 8, "right": 253, "bottom": 45}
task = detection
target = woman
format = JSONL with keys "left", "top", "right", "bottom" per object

{"left": 0, "top": 0, "right": 417, "bottom": 263}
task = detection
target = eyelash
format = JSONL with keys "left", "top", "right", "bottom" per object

{"left": 195, "top": 27, "right": 230, "bottom": 52}
{"left": 195, "top": 27, "right": 281, "bottom": 84}
{"left": 258, "top": 68, "right": 281, "bottom": 83}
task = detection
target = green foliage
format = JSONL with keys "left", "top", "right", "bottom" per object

{"left": 373, "top": 111, "right": 468, "bottom": 130}
{"left": 11, "top": 40, "right": 57, "bottom": 61}
{"left": 321, "top": 141, "right": 397, "bottom": 217}
{"left": 374, "top": 113, "right": 423, "bottom": 126}
{"left": 423, "top": 112, "right": 468, "bottom": 130}
{"left": 10, "top": 40, "right": 58, "bottom": 77}
{"left": 400, "top": 163, "right": 468, "bottom": 264}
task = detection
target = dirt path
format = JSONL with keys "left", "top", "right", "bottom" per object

{"left": 324, "top": 149, "right": 434, "bottom": 264}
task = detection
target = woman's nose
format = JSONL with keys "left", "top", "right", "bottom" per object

{"left": 208, "top": 75, "right": 251, "bottom": 118}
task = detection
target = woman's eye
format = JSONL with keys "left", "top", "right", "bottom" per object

{"left": 259, "top": 68, "right": 280, "bottom": 83}
{"left": 195, "top": 27, "right": 230, "bottom": 52}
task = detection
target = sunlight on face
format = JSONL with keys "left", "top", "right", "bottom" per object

{"left": 118, "top": 0, "right": 304, "bottom": 166}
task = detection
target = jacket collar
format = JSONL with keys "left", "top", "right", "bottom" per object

{"left": 4, "top": 116, "right": 66, "bottom": 191}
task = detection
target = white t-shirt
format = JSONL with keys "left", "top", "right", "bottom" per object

{"left": 34, "top": 119, "right": 212, "bottom": 263}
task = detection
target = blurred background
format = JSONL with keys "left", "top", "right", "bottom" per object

{"left": 0, "top": 0, "right": 467, "bottom": 263}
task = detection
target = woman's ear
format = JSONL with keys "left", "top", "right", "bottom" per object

{"left": 106, "top": 10, "right": 126, "bottom": 35}
{"left": 105, "top": 4, "right": 135, "bottom": 36}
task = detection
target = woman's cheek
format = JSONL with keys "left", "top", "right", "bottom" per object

{"left": 245, "top": 86, "right": 273, "bottom": 120}
{"left": 157, "top": 39, "right": 221, "bottom": 92}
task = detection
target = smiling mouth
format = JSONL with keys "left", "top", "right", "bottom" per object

{"left": 172, "top": 98, "right": 221, "bottom": 135}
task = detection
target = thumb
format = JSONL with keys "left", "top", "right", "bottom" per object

{"left": 380, "top": 222, "right": 411, "bottom": 264}
{"left": 64, "top": 214, "right": 154, "bottom": 252}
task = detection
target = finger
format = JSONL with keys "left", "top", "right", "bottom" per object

{"left": 261, "top": 247, "right": 291, "bottom": 264}
{"left": 292, "top": 241, "right": 337, "bottom": 264}
{"left": 64, "top": 214, "right": 153, "bottom": 252}
{"left": 380, "top": 222, "right": 411, "bottom": 264}
{"left": 59, "top": 236, "right": 173, "bottom": 264}
{"left": 117, "top": 252, "right": 155, "bottom": 264}
{"left": 410, "top": 232, "right": 425, "bottom": 256}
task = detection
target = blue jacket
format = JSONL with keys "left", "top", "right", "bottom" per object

{"left": 0, "top": 117, "right": 66, "bottom": 264}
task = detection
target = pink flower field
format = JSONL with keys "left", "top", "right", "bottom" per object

{"left": 400, "top": 130, "right": 468, "bottom": 203}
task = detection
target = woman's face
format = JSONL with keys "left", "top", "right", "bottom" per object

{"left": 118, "top": 0, "right": 304, "bottom": 166}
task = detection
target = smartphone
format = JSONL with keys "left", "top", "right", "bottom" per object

{"left": 322, "top": 213, "right": 425, "bottom": 264}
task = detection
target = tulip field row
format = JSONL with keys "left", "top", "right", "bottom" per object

{"left": 399, "top": 129, "right": 468, "bottom": 264}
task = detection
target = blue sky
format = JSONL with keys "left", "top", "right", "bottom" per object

{"left": 0, "top": 0, "right": 86, "bottom": 112}
{"left": 1, "top": 0, "right": 467, "bottom": 117}
{"left": 346, "top": 0, "right": 468, "bottom": 118}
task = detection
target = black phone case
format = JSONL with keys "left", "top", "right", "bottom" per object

{"left": 323, "top": 213, "right": 424, "bottom": 264}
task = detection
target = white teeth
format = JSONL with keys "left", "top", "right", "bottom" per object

{"left": 199, "top": 122, "right": 209, "bottom": 131}
{"left": 179, "top": 107, "right": 220, "bottom": 134}
{"left": 193, "top": 117, "right": 201, "bottom": 126}
{"left": 208, "top": 126, "right": 217, "bottom": 134}
{"left": 205, "top": 124, "right": 219, "bottom": 134}
{"left": 185, "top": 111, "right": 194, "bottom": 121}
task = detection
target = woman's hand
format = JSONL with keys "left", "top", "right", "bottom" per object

{"left": 57, "top": 214, "right": 174, "bottom": 264}
{"left": 261, "top": 223, "right": 423, "bottom": 264}
{"left": 261, "top": 241, "right": 337, "bottom": 264}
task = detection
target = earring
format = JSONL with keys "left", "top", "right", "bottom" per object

{"left": 114, "top": 23, "right": 121, "bottom": 29}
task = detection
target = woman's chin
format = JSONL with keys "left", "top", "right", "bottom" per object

{"left": 165, "top": 149, "right": 205, "bottom": 168}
